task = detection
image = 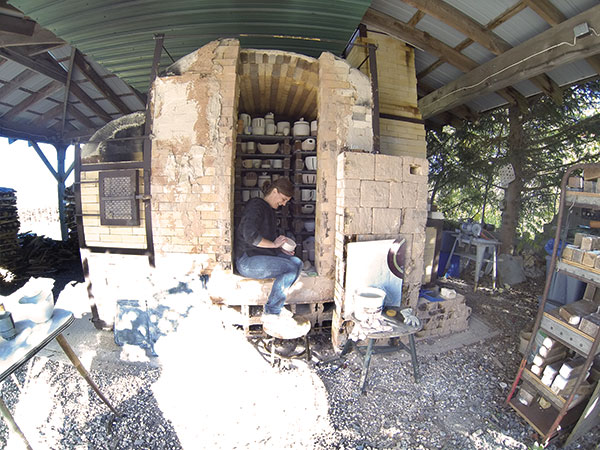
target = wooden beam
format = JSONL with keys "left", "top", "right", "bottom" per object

{"left": 530, "top": 73, "right": 563, "bottom": 103}
{"left": 407, "top": 10, "right": 425, "bottom": 28}
{"left": 0, "top": 69, "right": 36, "bottom": 98}
{"left": 0, "top": 14, "right": 35, "bottom": 36}
{"left": 0, "top": 80, "right": 63, "bottom": 121}
{"left": 419, "top": 4, "right": 600, "bottom": 118}
{"left": 61, "top": 48, "right": 76, "bottom": 137}
{"left": 523, "top": 0, "right": 565, "bottom": 26}
{"left": 73, "top": 49, "right": 132, "bottom": 114}
{"left": 363, "top": 8, "right": 478, "bottom": 72}
{"left": 0, "top": 23, "right": 64, "bottom": 47}
{"left": 0, "top": 47, "right": 113, "bottom": 122}
{"left": 401, "top": 0, "right": 512, "bottom": 54}
{"left": 0, "top": 118, "right": 59, "bottom": 143}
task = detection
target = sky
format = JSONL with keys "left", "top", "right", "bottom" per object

{"left": 0, "top": 137, "right": 74, "bottom": 238}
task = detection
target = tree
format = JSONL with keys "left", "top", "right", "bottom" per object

{"left": 428, "top": 80, "right": 600, "bottom": 254}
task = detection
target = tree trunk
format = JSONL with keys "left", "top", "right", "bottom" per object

{"left": 499, "top": 104, "right": 526, "bottom": 254}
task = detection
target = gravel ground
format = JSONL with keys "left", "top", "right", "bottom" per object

{"left": 0, "top": 271, "right": 599, "bottom": 450}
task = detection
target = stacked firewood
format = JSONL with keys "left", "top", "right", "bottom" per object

{"left": 0, "top": 188, "right": 21, "bottom": 286}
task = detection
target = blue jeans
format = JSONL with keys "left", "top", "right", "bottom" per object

{"left": 236, "top": 253, "right": 303, "bottom": 314}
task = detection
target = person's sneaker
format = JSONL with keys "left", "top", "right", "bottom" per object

{"left": 262, "top": 313, "right": 306, "bottom": 338}
{"left": 278, "top": 307, "right": 294, "bottom": 319}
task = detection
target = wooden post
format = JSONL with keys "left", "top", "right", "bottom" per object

{"left": 56, "top": 144, "right": 68, "bottom": 241}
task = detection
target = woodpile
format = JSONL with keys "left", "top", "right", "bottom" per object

{"left": 0, "top": 186, "right": 81, "bottom": 290}
{"left": 0, "top": 187, "right": 20, "bottom": 286}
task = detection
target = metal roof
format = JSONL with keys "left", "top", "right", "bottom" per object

{"left": 10, "top": 0, "right": 372, "bottom": 93}
{"left": 0, "top": 0, "right": 599, "bottom": 141}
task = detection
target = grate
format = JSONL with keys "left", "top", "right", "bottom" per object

{"left": 99, "top": 170, "right": 140, "bottom": 226}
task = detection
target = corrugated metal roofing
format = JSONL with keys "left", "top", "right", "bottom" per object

{"left": 11, "top": 0, "right": 372, "bottom": 92}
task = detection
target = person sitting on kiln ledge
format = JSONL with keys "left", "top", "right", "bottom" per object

{"left": 234, "top": 177, "right": 303, "bottom": 333}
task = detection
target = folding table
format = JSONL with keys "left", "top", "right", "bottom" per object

{"left": 0, "top": 308, "right": 119, "bottom": 450}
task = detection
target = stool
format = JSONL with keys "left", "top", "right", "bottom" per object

{"left": 262, "top": 316, "right": 311, "bottom": 366}
{"left": 341, "top": 316, "right": 421, "bottom": 394}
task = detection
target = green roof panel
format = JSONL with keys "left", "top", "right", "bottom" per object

{"left": 11, "top": 0, "right": 372, "bottom": 92}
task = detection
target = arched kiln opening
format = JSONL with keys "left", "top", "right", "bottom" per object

{"left": 234, "top": 49, "right": 319, "bottom": 271}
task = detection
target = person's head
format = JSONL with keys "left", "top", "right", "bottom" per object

{"left": 263, "top": 177, "right": 294, "bottom": 209}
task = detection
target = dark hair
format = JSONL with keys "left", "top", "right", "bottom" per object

{"left": 263, "top": 177, "right": 294, "bottom": 197}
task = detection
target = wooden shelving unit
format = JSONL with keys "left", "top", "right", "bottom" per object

{"left": 505, "top": 163, "right": 600, "bottom": 447}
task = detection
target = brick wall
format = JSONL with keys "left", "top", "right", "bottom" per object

{"left": 347, "top": 33, "right": 427, "bottom": 159}
{"left": 335, "top": 151, "right": 428, "bottom": 310}
{"left": 150, "top": 39, "right": 240, "bottom": 273}
{"left": 316, "top": 52, "right": 373, "bottom": 278}
{"left": 80, "top": 170, "right": 147, "bottom": 249}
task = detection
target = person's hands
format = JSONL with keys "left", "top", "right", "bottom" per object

{"left": 273, "top": 235, "right": 288, "bottom": 248}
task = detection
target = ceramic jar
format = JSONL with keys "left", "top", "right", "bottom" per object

{"left": 252, "top": 117, "right": 265, "bottom": 135}
{"left": 293, "top": 118, "right": 310, "bottom": 137}
{"left": 301, "top": 138, "right": 316, "bottom": 151}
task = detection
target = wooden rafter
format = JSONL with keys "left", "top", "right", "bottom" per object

{"left": 0, "top": 80, "right": 63, "bottom": 121}
{"left": 73, "top": 49, "right": 132, "bottom": 115}
{"left": 0, "top": 47, "right": 113, "bottom": 122}
{"left": 0, "top": 69, "right": 36, "bottom": 98}
{"left": 0, "top": 22, "right": 63, "bottom": 48}
{"left": 407, "top": 10, "right": 425, "bottom": 28}
{"left": 407, "top": 0, "right": 561, "bottom": 104}
{"left": 418, "top": 4, "right": 600, "bottom": 118}
{"left": 363, "top": 8, "right": 526, "bottom": 107}
{"left": 524, "top": 0, "right": 600, "bottom": 76}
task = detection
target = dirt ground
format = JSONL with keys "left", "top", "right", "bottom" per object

{"left": 0, "top": 266, "right": 599, "bottom": 449}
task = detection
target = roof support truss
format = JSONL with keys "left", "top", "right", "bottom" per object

{"left": 418, "top": 4, "right": 600, "bottom": 118}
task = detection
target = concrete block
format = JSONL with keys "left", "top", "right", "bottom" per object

{"left": 402, "top": 156, "right": 428, "bottom": 183}
{"left": 372, "top": 208, "right": 402, "bottom": 234}
{"left": 343, "top": 207, "right": 372, "bottom": 235}
{"left": 375, "top": 154, "right": 403, "bottom": 182}
{"left": 360, "top": 180, "right": 390, "bottom": 208}
{"left": 338, "top": 151, "right": 375, "bottom": 180}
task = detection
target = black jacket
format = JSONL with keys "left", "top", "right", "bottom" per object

{"left": 235, "top": 198, "right": 279, "bottom": 259}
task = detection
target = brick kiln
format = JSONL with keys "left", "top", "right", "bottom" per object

{"left": 75, "top": 38, "right": 429, "bottom": 343}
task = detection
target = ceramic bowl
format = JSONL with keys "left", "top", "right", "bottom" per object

{"left": 282, "top": 237, "right": 296, "bottom": 253}
{"left": 304, "top": 220, "right": 315, "bottom": 232}
{"left": 305, "top": 156, "right": 317, "bottom": 170}
{"left": 242, "top": 159, "right": 253, "bottom": 169}
{"left": 258, "top": 143, "right": 279, "bottom": 154}
{"left": 252, "top": 159, "right": 261, "bottom": 168}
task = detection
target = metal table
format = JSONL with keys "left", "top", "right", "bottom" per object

{"left": 444, "top": 232, "right": 500, "bottom": 290}
{"left": 341, "top": 314, "right": 421, "bottom": 394}
{"left": 0, "top": 308, "right": 119, "bottom": 450}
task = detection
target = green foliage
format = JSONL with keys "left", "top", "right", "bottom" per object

{"left": 428, "top": 80, "right": 600, "bottom": 245}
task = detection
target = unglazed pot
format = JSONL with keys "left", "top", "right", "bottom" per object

{"left": 293, "top": 118, "right": 310, "bottom": 137}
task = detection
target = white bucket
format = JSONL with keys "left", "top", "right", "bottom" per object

{"left": 353, "top": 287, "right": 386, "bottom": 320}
